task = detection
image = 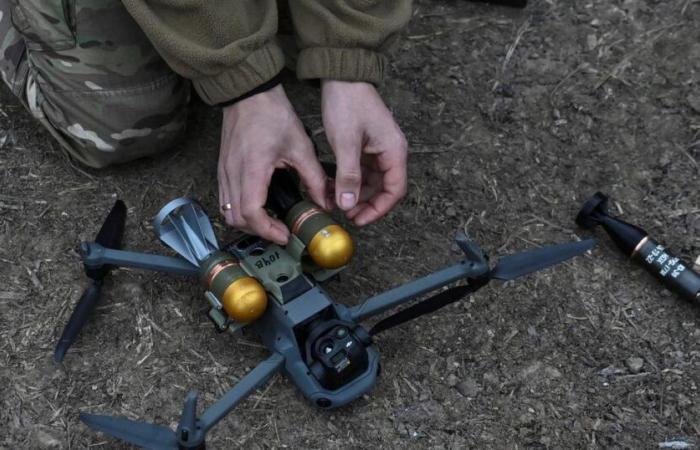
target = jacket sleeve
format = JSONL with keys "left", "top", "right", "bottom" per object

{"left": 121, "top": 0, "right": 285, "bottom": 105}
{"left": 288, "top": 0, "right": 413, "bottom": 84}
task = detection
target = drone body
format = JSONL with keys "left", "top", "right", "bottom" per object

{"left": 57, "top": 192, "right": 594, "bottom": 449}
{"left": 223, "top": 233, "right": 380, "bottom": 409}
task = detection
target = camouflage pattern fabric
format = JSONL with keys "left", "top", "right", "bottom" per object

{"left": 0, "top": 0, "right": 190, "bottom": 168}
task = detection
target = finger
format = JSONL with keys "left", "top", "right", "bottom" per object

{"left": 345, "top": 202, "right": 365, "bottom": 221}
{"left": 331, "top": 136, "right": 363, "bottom": 211}
{"left": 218, "top": 168, "right": 229, "bottom": 221}
{"left": 292, "top": 145, "right": 329, "bottom": 210}
{"left": 350, "top": 195, "right": 392, "bottom": 226}
{"left": 345, "top": 180, "right": 379, "bottom": 220}
{"left": 353, "top": 161, "right": 407, "bottom": 226}
{"left": 357, "top": 168, "right": 382, "bottom": 203}
{"left": 240, "top": 163, "right": 290, "bottom": 245}
{"left": 218, "top": 160, "right": 241, "bottom": 228}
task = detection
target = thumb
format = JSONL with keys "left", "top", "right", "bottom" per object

{"left": 333, "top": 139, "right": 362, "bottom": 211}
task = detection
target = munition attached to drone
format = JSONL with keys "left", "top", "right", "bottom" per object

{"left": 268, "top": 169, "right": 354, "bottom": 269}
{"left": 154, "top": 198, "right": 269, "bottom": 324}
{"left": 577, "top": 192, "right": 700, "bottom": 303}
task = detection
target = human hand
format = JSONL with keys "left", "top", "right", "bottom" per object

{"left": 321, "top": 80, "right": 408, "bottom": 226}
{"left": 218, "top": 85, "right": 328, "bottom": 245}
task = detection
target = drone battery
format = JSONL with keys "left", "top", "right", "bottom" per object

{"left": 286, "top": 201, "right": 354, "bottom": 270}
{"left": 199, "top": 251, "right": 268, "bottom": 323}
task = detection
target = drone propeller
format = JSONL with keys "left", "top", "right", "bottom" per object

{"left": 81, "top": 353, "right": 285, "bottom": 448}
{"left": 79, "top": 414, "right": 179, "bottom": 450}
{"left": 370, "top": 239, "right": 595, "bottom": 335}
{"left": 54, "top": 200, "right": 126, "bottom": 363}
{"left": 490, "top": 239, "right": 596, "bottom": 281}
{"left": 81, "top": 391, "right": 199, "bottom": 450}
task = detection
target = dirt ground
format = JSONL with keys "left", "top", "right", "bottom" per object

{"left": 2, "top": 0, "right": 700, "bottom": 448}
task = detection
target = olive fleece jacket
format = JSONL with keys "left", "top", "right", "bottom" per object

{"left": 121, "top": 0, "right": 413, "bottom": 105}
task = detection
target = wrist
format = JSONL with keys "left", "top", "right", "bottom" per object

{"left": 222, "top": 84, "right": 288, "bottom": 119}
{"left": 321, "top": 79, "right": 373, "bottom": 91}
{"left": 220, "top": 72, "right": 285, "bottom": 110}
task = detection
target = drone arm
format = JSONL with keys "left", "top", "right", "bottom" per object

{"left": 199, "top": 352, "right": 285, "bottom": 433}
{"left": 349, "top": 259, "right": 488, "bottom": 323}
{"left": 81, "top": 242, "right": 199, "bottom": 276}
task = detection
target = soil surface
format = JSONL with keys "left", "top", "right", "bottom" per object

{"left": 2, "top": 0, "right": 700, "bottom": 448}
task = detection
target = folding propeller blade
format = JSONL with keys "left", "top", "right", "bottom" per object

{"left": 367, "top": 239, "right": 594, "bottom": 335}
{"left": 54, "top": 200, "right": 127, "bottom": 363}
{"left": 490, "top": 239, "right": 595, "bottom": 281}
{"left": 94, "top": 200, "right": 127, "bottom": 250}
{"left": 54, "top": 281, "right": 102, "bottom": 363}
{"left": 88, "top": 200, "right": 127, "bottom": 280}
{"left": 80, "top": 414, "right": 179, "bottom": 450}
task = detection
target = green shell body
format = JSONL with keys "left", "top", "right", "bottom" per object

{"left": 199, "top": 251, "right": 247, "bottom": 299}
{"left": 285, "top": 201, "right": 334, "bottom": 244}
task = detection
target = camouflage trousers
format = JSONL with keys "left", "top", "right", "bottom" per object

{"left": 0, "top": 0, "right": 190, "bottom": 168}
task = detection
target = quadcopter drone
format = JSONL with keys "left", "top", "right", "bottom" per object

{"left": 55, "top": 170, "right": 594, "bottom": 449}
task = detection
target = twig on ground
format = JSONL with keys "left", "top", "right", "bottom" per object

{"left": 493, "top": 18, "right": 531, "bottom": 92}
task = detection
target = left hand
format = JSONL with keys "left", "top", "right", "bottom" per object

{"left": 218, "top": 84, "right": 328, "bottom": 244}
{"left": 321, "top": 80, "right": 408, "bottom": 226}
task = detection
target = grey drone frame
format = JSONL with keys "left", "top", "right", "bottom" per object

{"left": 77, "top": 199, "right": 593, "bottom": 449}
{"left": 78, "top": 229, "right": 495, "bottom": 448}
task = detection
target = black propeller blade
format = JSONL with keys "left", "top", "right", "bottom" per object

{"left": 370, "top": 238, "right": 595, "bottom": 335}
{"left": 54, "top": 200, "right": 126, "bottom": 362}
{"left": 80, "top": 414, "right": 179, "bottom": 450}
{"left": 490, "top": 239, "right": 596, "bottom": 281}
{"left": 81, "top": 391, "right": 203, "bottom": 450}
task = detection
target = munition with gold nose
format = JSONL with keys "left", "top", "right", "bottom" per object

{"left": 154, "top": 198, "right": 268, "bottom": 325}
{"left": 268, "top": 169, "right": 354, "bottom": 270}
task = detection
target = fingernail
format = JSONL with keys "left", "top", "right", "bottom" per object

{"left": 340, "top": 193, "right": 356, "bottom": 210}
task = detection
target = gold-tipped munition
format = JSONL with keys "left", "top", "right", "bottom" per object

{"left": 267, "top": 169, "right": 355, "bottom": 269}
{"left": 199, "top": 251, "right": 267, "bottom": 323}
{"left": 307, "top": 224, "right": 354, "bottom": 269}
{"left": 286, "top": 201, "right": 354, "bottom": 269}
{"left": 221, "top": 277, "right": 268, "bottom": 323}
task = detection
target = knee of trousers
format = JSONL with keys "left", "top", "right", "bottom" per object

{"left": 28, "top": 73, "right": 191, "bottom": 169}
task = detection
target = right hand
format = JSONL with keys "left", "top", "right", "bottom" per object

{"left": 218, "top": 84, "right": 329, "bottom": 245}
{"left": 321, "top": 80, "right": 408, "bottom": 226}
